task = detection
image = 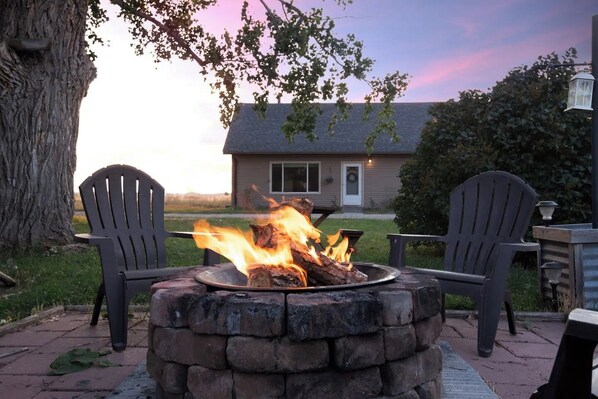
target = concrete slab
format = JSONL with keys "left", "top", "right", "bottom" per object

{"left": 0, "top": 375, "right": 55, "bottom": 399}
{"left": 440, "top": 341, "right": 498, "bottom": 398}
{"left": 499, "top": 341, "right": 559, "bottom": 359}
{"left": 439, "top": 317, "right": 564, "bottom": 398}
{"left": 106, "top": 362, "right": 155, "bottom": 399}
{"left": 49, "top": 365, "right": 138, "bottom": 391}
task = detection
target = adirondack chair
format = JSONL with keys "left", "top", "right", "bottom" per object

{"left": 530, "top": 308, "right": 598, "bottom": 399}
{"left": 75, "top": 164, "right": 220, "bottom": 351}
{"left": 387, "top": 171, "right": 539, "bottom": 357}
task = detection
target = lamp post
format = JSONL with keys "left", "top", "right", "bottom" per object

{"left": 564, "top": 16, "right": 598, "bottom": 227}
{"left": 592, "top": 15, "right": 598, "bottom": 229}
{"left": 591, "top": 15, "right": 598, "bottom": 228}
{"left": 532, "top": 16, "right": 598, "bottom": 312}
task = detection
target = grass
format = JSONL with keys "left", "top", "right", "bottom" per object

{"left": 0, "top": 215, "right": 548, "bottom": 325}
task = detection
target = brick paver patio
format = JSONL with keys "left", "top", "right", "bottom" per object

{"left": 0, "top": 308, "right": 568, "bottom": 399}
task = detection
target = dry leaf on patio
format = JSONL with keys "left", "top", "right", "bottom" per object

{"left": 48, "top": 347, "right": 119, "bottom": 375}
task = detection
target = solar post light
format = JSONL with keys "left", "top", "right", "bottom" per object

{"left": 537, "top": 201, "right": 558, "bottom": 226}
{"left": 540, "top": 261, "right": 566, "bottom": 311}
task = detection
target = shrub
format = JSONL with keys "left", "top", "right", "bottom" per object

{"left": 393, "top": 48, "right": 591, "bottom": 234}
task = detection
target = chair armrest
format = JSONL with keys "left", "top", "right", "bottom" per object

{"left": 75, "top": 233, "right": 120, "bottom": 276}
{"left": 387, "top": 233, "right": 444, "bottom": 267}
{"left": 74, "top": 233, "right": 92, "bottom": 244}
{"left": 168, "top": 231, "right": 194, "bottom": 239}
{"left": 75, "top": 233, "right": 113, "bottom": 246}
{"left": 496, "top": 241, "right": 540, "bottom": 264}
{"left": 340, "top": 229, "right": 364, "bottom": 252}
{"left": 491, "top": 241, "right": 540, "bottom": 282}
{"left": 166, "top": 231, "right": 221, "bottom": 266}
{"left": 168, "top": 231, "right": 221, "bottom": 239}
{"left": 499, "top": 242, "right": 540, "bottom": 253}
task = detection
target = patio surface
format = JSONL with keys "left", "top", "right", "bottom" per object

{"left": 0, "top": 307, "right": 567, "bottom": 399}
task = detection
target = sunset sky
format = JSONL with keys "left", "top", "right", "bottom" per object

{"left": 75, "top": 0, "right": 597, "bottom": 194}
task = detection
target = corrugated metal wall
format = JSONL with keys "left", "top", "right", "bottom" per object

{"left": 538, "top": 239, "right": 598, "bottom": 311}
{"left": 581, "top": 243, "right": 598, "bottom": 310}
{"left": 538, "top": 240, "right": 577, "bottom": 309}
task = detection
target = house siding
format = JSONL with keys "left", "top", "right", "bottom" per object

{"left": 232, "top": 154, "right": 410, "bottom": 209}
{"left": 364, "top": 155, "right": 410, "bottom": 208}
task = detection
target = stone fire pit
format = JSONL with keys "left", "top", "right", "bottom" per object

{"left": 147, "top": 263, "right": 443, "bottom": 399}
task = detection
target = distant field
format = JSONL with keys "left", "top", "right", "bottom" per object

{"left": 74, "top": 193, "right": 232, "bottom": 213}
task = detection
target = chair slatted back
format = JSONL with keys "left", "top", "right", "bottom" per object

{"left": 79, "top": 165, "right": 169, "bottom": 271}
{"left": 444, "top": 171, "right": 537, "bottom": 276}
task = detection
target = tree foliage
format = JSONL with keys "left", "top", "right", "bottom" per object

{"left": 393, "top": 49, "right": 591, "bottom": 234}
{"left": 0, "top": 0, "right": 406, "bottom": 250}
{"left": 88, "top": 0, "right": 408, "bottom": 146}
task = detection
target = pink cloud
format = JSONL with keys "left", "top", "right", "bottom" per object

{"left": 405, "top": 18, "right": 590, "bottom": 100}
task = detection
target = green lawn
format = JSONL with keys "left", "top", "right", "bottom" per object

{"left": 0, "top": 216, "right": 548, "bottom": 325}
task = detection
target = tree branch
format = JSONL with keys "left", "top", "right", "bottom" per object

{"left": 266, "top": 0, "right": 373, "bottom": 89}
{"left": 110, "top": 0, "right": 208, "bottom": 67}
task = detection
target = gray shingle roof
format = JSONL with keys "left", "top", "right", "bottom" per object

{"left": 223, "top": 102, "right": 434, "bottom": 155}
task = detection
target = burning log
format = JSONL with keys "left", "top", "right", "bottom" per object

{"left": 247, "top": 264, "right": 306, "bottom": 288}
{"left": 276, "top": 198, "right": 315, "bottom": 219}
{"left": 291, "top": 245, "right": 367, "bottom": 286}
{"left": 251, "top": 223, "right": 286, "bottom": 249}
{"left": 250, "top": 224, "right": 368, "bottom": 286}
{"left": 192, "top": 195, "right": 366, "bottom": 289}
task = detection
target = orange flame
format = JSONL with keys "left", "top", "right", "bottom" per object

{"left": 323, "top": 231, "right": 353, "bottom": 264}
{"left": 192, "top": 204, "right": 352, "bottom": 286}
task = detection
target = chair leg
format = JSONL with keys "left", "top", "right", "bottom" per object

{"left": 203, "top": 248, "right": 220, "bottom": 266}
{"left": 103, "top": 276, "right": 128, "bottom": 352}
{"left": 477, "top": 290, "right": 503, "bottom": 358}
{"left": 90, "top": 283, "right": 105, "bottom": 326}
{"left": 441, "top": 293, "right": 446, "bottom": 323}
{"left": 504, "top": 290, "right": 517, "bottom": 335}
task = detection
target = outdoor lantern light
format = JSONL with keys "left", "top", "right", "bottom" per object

{"left": 367, "top": 157, "right": 372, "bottom": 164}
{"left": 536, "top": 201, "right": 558, "bottom": 226}
{"left": 566, "top": 71, "right": 595, "bottom": 111}
{"left": 540, "top": 261, "right": 566, "bottom": 311}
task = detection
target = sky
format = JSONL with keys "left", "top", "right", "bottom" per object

{"left": 75, "top": 0, "right": 597, "bottom": 194}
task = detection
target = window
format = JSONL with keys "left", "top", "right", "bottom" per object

{"left": 271, "top": 162, "right": 320, "bottom": 193}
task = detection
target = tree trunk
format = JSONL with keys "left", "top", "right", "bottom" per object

{"left": 0, "top": 0, "right": 96, "bottom": 249}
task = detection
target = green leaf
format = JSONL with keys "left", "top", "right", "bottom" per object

{"left": 48, "top": 347, "right": 119, "bottom": 375}
{"left": 96, "top": 358, "right": 120, "bottom": 368}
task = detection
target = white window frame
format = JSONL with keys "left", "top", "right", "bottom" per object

{"left": 270, "top": 161, "right": 321, "bottom": 194}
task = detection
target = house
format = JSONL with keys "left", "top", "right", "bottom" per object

{"left": 223, "top": 102, "right": 434, "bottom": 210}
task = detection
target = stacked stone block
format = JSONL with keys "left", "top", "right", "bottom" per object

{"left": 148, "top": 266, "right": 442, "bottom": 399}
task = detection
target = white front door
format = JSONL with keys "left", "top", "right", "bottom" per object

{"left": 342, "top": 162, "right": 363, "bottom": 206}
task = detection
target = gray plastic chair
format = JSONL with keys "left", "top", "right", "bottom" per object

{"left": 388, "top": 171, "right": 539, "bottom": 357}
{"left": 530, "top": 308, "right": 598, "bottom": 399}
{"left": 76, "top": 164, "right": 219, "bottom": 351}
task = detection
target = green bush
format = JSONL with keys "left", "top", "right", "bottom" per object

{"left": 393, "top": 48, "right": 591, "bottom": 235}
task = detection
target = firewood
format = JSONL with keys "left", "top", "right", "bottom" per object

{"left": 247, "top": 264, "right": 306, "bottom": 288}
{"left": 277, "top": 198, "right": 314, "bottom": 219}
{"left": 289, "top": 240, "right": 367, "bottom": 285}
{"left": 250, "top": 223, "right": 367, "bottom": 286}
{"left": 247, "top": 265, "right": 272, "bottom": 288}
{"left": 251, "top": 224, "right": 286, "bottom": 249}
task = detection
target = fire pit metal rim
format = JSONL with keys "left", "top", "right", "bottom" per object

{"left": 195, "top": 262, "right": 400, "bottom": 292}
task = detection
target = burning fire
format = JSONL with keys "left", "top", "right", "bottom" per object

{"left": 323, "top": 231, "right": 353, "bottom": 266}
{"left": 191, "top": 204, "right": 353, "bottom": 286}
